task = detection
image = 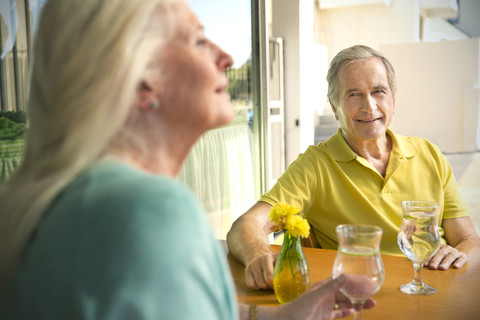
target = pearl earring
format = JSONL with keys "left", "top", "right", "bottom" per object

{"left": 150, "top": 101, "right": 160, "bottom": 110}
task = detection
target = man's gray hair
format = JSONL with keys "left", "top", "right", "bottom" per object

{"left": 327, "top": 45, "right": 396, "bottom": 105}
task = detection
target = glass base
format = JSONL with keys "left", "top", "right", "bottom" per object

{"left": 400, "top": 282, "right": 436, "bottom": 295}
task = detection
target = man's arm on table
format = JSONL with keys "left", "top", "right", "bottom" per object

{"left": 427, "top": 216, "right": 480, "bottom": 270}
{"left": 227, "top": 201, "right": 276, "bottom": 290}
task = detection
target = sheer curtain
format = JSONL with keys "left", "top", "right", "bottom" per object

{"left": 182, "top": 0, "right": 258, "bottom": 239}
{"left": 178, "top": 121, "right": 255, "bottom": 239}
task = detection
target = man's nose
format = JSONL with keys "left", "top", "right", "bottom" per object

{"left": 362, "top": 95, "right": 377, "bottom": 113}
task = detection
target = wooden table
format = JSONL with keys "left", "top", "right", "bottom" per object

{"left": 227, "top": 244, "right": 480, "bottom": 320}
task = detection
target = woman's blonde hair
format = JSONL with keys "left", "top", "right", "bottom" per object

{"left": 0, "top": 0, "right": 180, "bottom": 291}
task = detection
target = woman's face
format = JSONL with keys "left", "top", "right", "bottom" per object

{"left": 154, "top": 2, "right": 234, "bottom": 132}
{"left": 332, "top": 57, "right": 395, "bottom": 145}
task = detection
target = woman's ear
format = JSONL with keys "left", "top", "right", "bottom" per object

{"left": 135, "top": 81, "right": 159, "bottom": 111}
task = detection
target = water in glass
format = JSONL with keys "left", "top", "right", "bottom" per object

{"left": 332, "top": 224, "right": 384, "bottom": 320}
{"left": 397, "top": 200, "right": 440, "bottom": 295}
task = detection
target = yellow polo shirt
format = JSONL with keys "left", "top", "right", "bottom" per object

{"left": 260, "top": 129, "right": 468, "bottom": 256}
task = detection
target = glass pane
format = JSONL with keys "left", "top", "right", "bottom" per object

{"left": 0, "top": 0, "right": 28, "bottom": 112}
{"left": 180, "top": 0, "right": 258, "bottom": 239}
{"left": 0, "top": 0, "right": 46, "bottom": 113}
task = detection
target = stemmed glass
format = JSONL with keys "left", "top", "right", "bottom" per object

{"left": 332, "top": 224, "right": 385, "bottom": 320}
{"left": 397, "top": 200, "right": 440, "bottom": 295}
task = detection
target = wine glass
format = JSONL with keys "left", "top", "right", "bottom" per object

{"left": 332, "top": 224, "right": 385, "bottom": 320}
{"left": 397, "top": 200, "right": 440, "bottom": 295}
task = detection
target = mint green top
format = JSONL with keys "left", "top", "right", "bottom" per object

{"left": 3, "top": 161, "right": 238, "bottom": 319}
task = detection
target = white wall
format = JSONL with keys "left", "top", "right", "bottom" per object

{"left": 314, "top": 0, "right": 420, "bottom": 61}
{"left": 272, "top": 0, "right": 323, "bottom": 165}
{"left": 381, "top": 38, "right": 480, "bottom": 152}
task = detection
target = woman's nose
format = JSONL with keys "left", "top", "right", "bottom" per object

{"left": 214, "top": 44, "right": 234, "bottom": 71}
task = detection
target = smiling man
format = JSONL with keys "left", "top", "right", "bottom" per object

{"left": 227, "top": 45, "right": 480, "bottom": 291}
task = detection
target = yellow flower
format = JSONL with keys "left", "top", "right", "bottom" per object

{"left": 269, "top": 203, "right": 309, "bottom": 238}
{"left": 285, "top": 214, "right": 310, "bottom": 238}
{"left": 270, "top": 203, "right": 300, "bottom": 224}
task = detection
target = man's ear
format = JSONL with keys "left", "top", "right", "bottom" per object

{"left": 329, "top": 98, "right": 339, "bottom": 121}
{"left": 135, "top": 81, "right": 158, "bottom": 111}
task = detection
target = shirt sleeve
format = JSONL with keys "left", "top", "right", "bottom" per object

{"left": 433, "top": 143, "right": 469, "bottom": 219}
{"left": 260, "top": 149, "right": 319, "bottom": 211}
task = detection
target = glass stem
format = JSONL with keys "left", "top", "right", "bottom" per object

{"left": 412, "top": 262, "right": 424, "bottom": 287}
{"left": 352, "top": 303, "right": 364, "bottom": 320}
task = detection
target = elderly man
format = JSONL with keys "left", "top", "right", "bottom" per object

{"left": 227, "top": 45, "right": 480, "bottom": 290}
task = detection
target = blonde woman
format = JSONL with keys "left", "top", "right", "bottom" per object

{"left": 0, "top": 0, "right": 374, "bottom": 319}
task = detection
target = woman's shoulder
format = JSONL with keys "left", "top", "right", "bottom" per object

{"left": 78, "top": 161, "right": 198, "bottom": 208}
{"left": 33, "top": 161, "right": 212, "bottom": 269}
{"left": 47, "top": 161, "right": 206, "bottom": 238}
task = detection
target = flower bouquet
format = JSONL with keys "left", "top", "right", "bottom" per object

{"left": 270, "top": 203, "right": 311, "bottom": 303}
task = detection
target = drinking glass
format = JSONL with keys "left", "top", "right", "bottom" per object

{"left": 397, "top": 200, "right": 440, "bottom": 295}
{"left": 332, "top": 224, "right": 385, "bottom": 320}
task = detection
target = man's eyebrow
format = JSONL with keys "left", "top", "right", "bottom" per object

{"left": 346, "top": 88, "right": 359, "bottom": 95}
{"left": 373, "top": 85, "right": 388, "bottom": 91}
{"left": 345, "top": 85, "right": 389, "bottom": 95}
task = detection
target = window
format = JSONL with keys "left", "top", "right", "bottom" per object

{"left": 181, "top": 0, "right": 266, "bottom": 239}
{"left": 0, "top": 0, "right": 38, "bottom": 112}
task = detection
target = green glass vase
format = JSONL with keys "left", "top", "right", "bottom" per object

{"left": 273, "top": 233, "right": 310, "bottom": 303}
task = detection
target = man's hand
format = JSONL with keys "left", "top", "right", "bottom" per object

{"left": 428, "top": 217, "right": 480, "bottom": 270}
{"left": 245, "top": 252, "right": 278, "bottom": 290}
{"left": 425, "top": 244, "right": 468, "bottom": 270}
{"left": 227, "top": 201, "right": 277, "bottom": 289}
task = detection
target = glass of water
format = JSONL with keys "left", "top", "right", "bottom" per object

{"left": 332, "top": 224, "right": 385, "bottom": 320}
{"left": 397, "top": 200, "right": 440, "bottom": 295}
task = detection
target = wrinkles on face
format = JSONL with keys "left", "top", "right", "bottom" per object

{"left": 150, "top": 2, "right": 234, "bottom": 131}
{"left": 334, "top": 57, "right": 395, "bottom": 144}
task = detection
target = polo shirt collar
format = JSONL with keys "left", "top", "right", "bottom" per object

{"left": 326, "top": 128, "right": 418, "bottom": 162}
{"left": 325, "top": 129, "right": 357, "bottom": 162}
{"left": 389, "top": 128, "right": 418, "bottom": 159}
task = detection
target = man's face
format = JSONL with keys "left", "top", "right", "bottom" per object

{"left": 331, "top": 57, "right": 395, "bottom": 145}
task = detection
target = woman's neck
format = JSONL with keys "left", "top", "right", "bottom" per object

{"left": 106, "top": 118, "right": 202, "bottom": 177}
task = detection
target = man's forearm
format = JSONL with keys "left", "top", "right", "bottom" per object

{"left": 227, "top": 201, "right": 274, "bottom": 266}
{"left": 456, "top": 237, "right": 480, "bottom": 264}
{"left": 227, "top": 213, "right": 272, "bottom": 265}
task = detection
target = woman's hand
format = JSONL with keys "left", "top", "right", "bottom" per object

{"left": 270, "top": 275, "right": 376, "bottom": 320}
